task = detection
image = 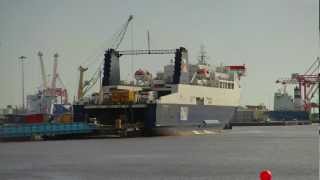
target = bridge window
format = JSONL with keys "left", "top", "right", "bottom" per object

{"left": 196, "top": 97, "right": 204, "bottom": 105}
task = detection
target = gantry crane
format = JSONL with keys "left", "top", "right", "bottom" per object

{"left": 276, "top": 58, "right": 320, "bottom": 111}
{"left": 38, "top": 52, "right": 68, "bottom": 104}
{"left": 50, "top": 53, "right": 68, "bottom": 104}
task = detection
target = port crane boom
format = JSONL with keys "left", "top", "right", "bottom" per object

{"left": 77, "top": 66, "right": 88, "bottom": 100}
{"left": 38, "top": 51, "right": 48, "bottom": 89}
{"left": 51, "top": 53, "right": 59, "bottom": 90}
{"left": 111, "top": 15, "right": 133, "bottom": 50}
{"left": 77, "top": 15, "right": 134, "bottom": 99}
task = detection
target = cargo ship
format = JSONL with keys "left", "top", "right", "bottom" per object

{"left": 267, "top": 87, "right": 309, "bottom": 122}
{"left": 77, "top": 46, "right": 246, "bottom": 136}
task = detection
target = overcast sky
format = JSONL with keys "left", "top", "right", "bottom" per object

{"left": 0, "top": 0, "right": 318, "bottom": 109}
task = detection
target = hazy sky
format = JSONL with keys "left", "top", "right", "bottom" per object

{"left": 0, "top": 0, "right": 318, "bottom": 109}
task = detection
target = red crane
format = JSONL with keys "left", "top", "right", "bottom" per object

{"left": 275, "top": 58, "right": 320, "bottom": 112}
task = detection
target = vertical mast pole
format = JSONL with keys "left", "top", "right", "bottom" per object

{"left": 19, "top": 56, "right": 27, "bottom": 110}
{"left": 318, "top": 0, "right": 320, "bottom": 122}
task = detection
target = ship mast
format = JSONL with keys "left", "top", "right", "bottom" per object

{"left": 198, "top": 45, "right": 208, "bottom": 65}
{"left": 318, "top": 0, "right": 320, "bottom": 122}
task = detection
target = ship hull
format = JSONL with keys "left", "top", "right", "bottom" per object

{"left": 267, "top": 111, "right": 309, "bottom": 121}
{"left": 82, "top": 103, "right": 237, "bottom": 136}
{"left": 148, "top": 103, "right": 237, "bottom": 135}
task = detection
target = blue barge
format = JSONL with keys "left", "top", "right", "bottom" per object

{"left": 0, "top": 122, "right": 95, "bottom": 138}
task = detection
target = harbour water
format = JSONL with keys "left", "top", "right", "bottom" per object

{"left": 0, "top": 125, "right": 318, "bottom": 180}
